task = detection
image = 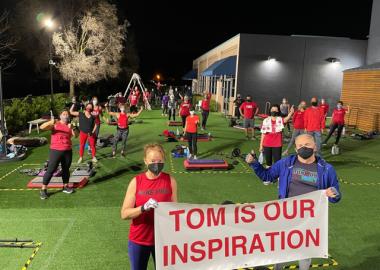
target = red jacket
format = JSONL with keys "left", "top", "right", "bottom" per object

{"left": 304, "top": 106, "right": 325, "bottom": 132}
{"left": 292, "top": 110, "right": 305, "bottom": 129}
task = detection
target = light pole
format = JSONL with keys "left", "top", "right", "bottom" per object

{"left": 44, "top": 18, "right": 55, "bottom": 111}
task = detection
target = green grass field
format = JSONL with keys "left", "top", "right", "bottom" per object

{"left": 0, "top": 109, "right": 380, "bottom": 270}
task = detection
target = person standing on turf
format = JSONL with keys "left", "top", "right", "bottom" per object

{"left": 91, "top": 96, "right": 105, "bottom": 140}
{"left": 239, "top": 95, "right": 259, "bottom": 140}
{"left": 70, "top": 102, "right": 98, "bottom": 163}
{"left": 121, "top": 143, "right": 177, "bottom": 270}
{"left": 184, "top": 110, "right": 200, "bottom": 160}
{"left": 304, "top": 97, "right": 325, "bottom": 156}
{"left": 105, "top": 104, "right": 143, "bottom": 158}
{"left": 233, "top": 94, "right": 243, "bottom": 120}
{"left": 200, "top": 91, "right": 211, "bottom": 130}
{"left": 323, "top": 101, "right": 350, "bottom": 147}
{"left": 319, "top": 98, "right": 329, "bottom": 133}
{"left": 161, "top": 92, "right": 169, "bottom": 116}
{"left": 259, "top": 104, "right": 294, "bottom": 179}
{"left": 167, "top": 95, "right": 177, "bottom": 121}
{"left": 179, "top": 95, "right": 191, "bottom": 128}
{"left": 129, "top": 90, "right": 139, "bottom": 114}
{"left": 246, "top": 133, "right": 341, "bottom": 270}
{"left": 280, "top": 98, "right": 291, "bottom": 135}
{"left": 283, "top": 101, "right": 307, "bottom": 155}
{"left": 39, "top": 109, "right": 79, "bottom": 199}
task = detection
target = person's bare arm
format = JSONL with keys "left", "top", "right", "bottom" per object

{"left": 121, "top": 178, "right": 143, "bottom": 220}
{"left": 283, "top": 106, "right": 295, "bottom": 123}
{"left": 129, "top": 107, "right": 144, "bottom": 118}
{"left": 255, "top": 107, "right": 259, "bottom": 116}
{"left": 40, "top": 119, "right": 55, "bottom": 131}
{"left": 170, "top": 176, "right": 178, "bottom": 202}
{"left": 69, "top": 104, "right": 79, "bottom": 117}
{"left": 259, "top": 133, "right": 265, "bottom": 152}
{"left": 91, "top": 123, "right": 97, "bottom": 135}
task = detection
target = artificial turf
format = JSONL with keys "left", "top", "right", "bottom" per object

{"left": 0, "top": 109, "right": 380, "bottom": 270}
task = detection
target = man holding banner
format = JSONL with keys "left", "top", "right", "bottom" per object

{"left": 246, "top": 133, "right": 341, "bottom": 270}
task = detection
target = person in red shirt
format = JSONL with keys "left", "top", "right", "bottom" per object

{"left": 129, "top": 90, "right": 139, "bottom": 113}
{"left": 179, "top": 95, "right": 191, "bottom": 128}
{"left": 116, "top": 92, "right": 127, "bottom": 107}
{"left": 39, "top": 109, "right": 79, "bottom": 199}
{"left": 91, "top": 96, "right": 105, "bottom": 140}
{"left": 184, "top": 110, "right": 200, "bottom": 159}
{"left": 283, "top": 101, "right": 306, "bottom": 155}
{"left": 304, "top": 97, "right": 325, "bottom": 156}
{"left": 323, "top": 101, "right": 350, "bottom": 146}
{"left": 260, "top": 105, "right": 294, "bottom": 181}
{"left": 239, "top": 95, "right": 259, "bottom": 140}
{"left": 319, "top": 98, "right": 330, "bottom": 133}
{"left": 106, "top": 104, "right": 143, "bottom": 158}
{"left": 121, "top": 144, "right": 177, "bottom": 270}
{"left": 200, "top": 91, "right": 211, "bottom": 130}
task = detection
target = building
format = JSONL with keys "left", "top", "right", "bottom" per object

{"left": 186, "top": 34, "right": 367, "bottom": 115}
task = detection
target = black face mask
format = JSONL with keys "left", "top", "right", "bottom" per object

{"left": 270, "top": 111, "right": 280, "bottom": 117}
{"left": 311, "top": 102, "right": 318, "bottom": 107}
{"left": 148, "top": 163, "right": 164, "bottom": 175}
{"left": 297, "top": 147, "right": 314, "bottom": 159}
{"left": 246, "top": 99, "right": 251, "bottom": 102}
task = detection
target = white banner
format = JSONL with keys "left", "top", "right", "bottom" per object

{"left": 155, "top": 190, "right": 328, "bottom": 270}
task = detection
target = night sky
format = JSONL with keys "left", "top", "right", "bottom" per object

{"left": 0, "top": 0, "right": 374, "bottom": 98}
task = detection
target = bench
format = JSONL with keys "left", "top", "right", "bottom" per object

{"left": 28, "top": 119, "right": 48, "bottom": 134}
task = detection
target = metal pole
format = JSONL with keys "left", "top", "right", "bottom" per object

{"left": 0, "top": 66, "right": 6, "bottom": 157}
{"left": 49, "top": 33, "right": 54, "bottom": 111}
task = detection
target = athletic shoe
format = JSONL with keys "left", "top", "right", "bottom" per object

{"left": 77, "top": 157, "right": 83, "bottom": 164}
{"left": 322, "top": 143, "right": 327, "bottom": 146}
{"left": 201, "top": 128, "right": 204, "bottom": 131}
{"left": 251, "top": 137, "right": 257, "bottom": 141}
{"left": 40, "top": 189, "right": 48, "bottom": 200}
{"left": 111, "top": 152, "right": 116, "bottom": 158}
{"left": 62, "top": 186, "right": 74, "bottom": 194}
{"left": 92, "top": 157, "right": 98, "bottom": 163}
{"left": 188, "top": 154, "right": 192, "bottom": 160}
{"left": 193, "top": 155, "right": 197, "bottom": 160}
{"left": 121, "top": 151, "right": 126, "bottom": 157}
{"left": 263, "top": 181, "right": 271, "bottom": 186}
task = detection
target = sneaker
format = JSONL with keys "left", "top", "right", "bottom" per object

{"left": 251, "top": 137, "right": 257, "bottom": 141}
{"left": 62, "top": 186, "right": 74, "bottom": 194}
{"left": 92, "top": 157, "right": 98, "bottom": 163}
{"left": 121, "top": 151, "right": 126, "bottom": 157}
{"left": 188, "top": 154, "right": 192, "bottom": 160}
{"left": 263, "top": 181, "right": 271, "bottom": 186}
{"left": 77, "top": 157, "right": 83, "bottom": 164}
{"left": 193, "top": 155, "right": 197, "bottom": 160}
{"left": 111, "top": 152, "right": 116, "bottom": 158}
{"left": 322, "top": 143, "right": 327, "bottom": 146}
{"left": 40, "top": 189, "right": 48, "bottom": 200}
{"left": 201, "top": 128, "right": 204, "bottom": 131}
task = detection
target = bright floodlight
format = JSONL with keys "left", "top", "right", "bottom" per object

{"left": 267, "top": 56, "right": 276, "bottom": 62}
{"left": 44, "top": 18, "right": 55, "bottom": 29}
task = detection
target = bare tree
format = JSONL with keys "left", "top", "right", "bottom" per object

{"left": 53, "top": 1, "right": 126, "bottom": 96}
{"left": 0, "top": 11, "right": 17, "bottom": 70}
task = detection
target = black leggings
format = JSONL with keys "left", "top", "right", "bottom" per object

{"left": 43, "top": 149, "right": 72, "bottom": 185}
{"left": 162, "top": 105, "right": 168, "bottom": 115}
{"left": 181, "top": 115, "right": 187, "bottom": 128}
{"left": 324, "top": 123, "right": 344, "bottom": 145}
{"left": 187, "top": 132, "right": 197, "bottom": 155}
{"left": 168, "top": 108, "right": 176, "bottom": 121}
{"left": 202, "top": 110, "right": 209, "bottom": 129}
{"left": 263, "top": 146, "right": 282, "bottom": 166}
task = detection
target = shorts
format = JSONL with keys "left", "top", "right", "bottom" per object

{"left": 244, "top": 118, "right": 254, "bottom": 128}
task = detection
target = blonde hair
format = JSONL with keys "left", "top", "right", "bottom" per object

{"left": 144, "top": 143, "right": 166, "bottom": 160}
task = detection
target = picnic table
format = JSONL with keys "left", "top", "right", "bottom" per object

{"left": 28, "top": 119, "right": 48, "bottom": 134}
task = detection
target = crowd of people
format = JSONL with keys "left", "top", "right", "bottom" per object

{"left": 39, "top": 85, "right": 347, "bottom": 270}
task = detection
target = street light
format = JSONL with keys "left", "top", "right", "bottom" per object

{"left": 43, "top": 18, "right": 56, "bottom": 111}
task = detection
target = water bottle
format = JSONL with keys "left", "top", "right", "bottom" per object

{"left": 176, "top": 127, "right": 180, "bottom": 136}
{"left": 183, "top": 148, "right": 188, "bottom": 157}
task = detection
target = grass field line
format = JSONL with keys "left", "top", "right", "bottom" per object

{"left": 41, "top": 218, "right": 76, "bottom": 270}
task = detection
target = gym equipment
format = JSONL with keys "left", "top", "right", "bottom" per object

{"left": 184, "top": 159, "right": 229, "bottom": 170}
{"left": 171, "top": 145, "right": 187, "bottom": 158}
{"left": 331, "top": 145, "right": 340, "bottom": 155}
{"left": 97, "top": 134, "right": 114, "bottom": 148}
{"left": 168, "top": 121, "right": 183, "bottom": 126}
{"left": 0, "top": 239, "right": 38, "bottom": 248}
{"left": 180, "top": 133, "right": 212, "bottom": 142}
{"left": 7, "top": 137, "right": 47, "bottom": 147}
{"left": 38, "top": 168, "right": 62, "bottom": 177}
{"left": 72, "top": 161, "right": 95, "bottom": 177}
{"left": 123, "top": 73, "right": 152, "bottom": 110}
{"left": 27, "top": 176, "right": 89, "bottom": 189}
{"left": 0, "top": 144, "right": 27, "bottom": 163}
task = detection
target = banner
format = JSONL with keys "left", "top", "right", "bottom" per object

{"left": 155, "top": 190, "right": 328, "bottom": 270}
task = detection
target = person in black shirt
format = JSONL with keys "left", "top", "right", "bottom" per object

{"left": 233, "top": 94, "right": 244, "bottom": 119}
{"left": 70, "top": 102, "right": 98, "bottom": 163}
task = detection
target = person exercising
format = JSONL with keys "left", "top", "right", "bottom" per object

{"left": 184, "top": 110, "right": 200, "bottom": 160}
{"left": 121, "top": 143, "right": 177, "bottom": 270}
{"left": 106, "top": 104, "right": 143, "bottom": 158}
{"left": 283, "top": 101, "right": 306, "bottom": 155}
{"left": 70, "top": 102, "right": 98, "bottom": 163}
{"left": 200, "top": 91, "right": 211, "bottom": 130}
{"left": 179, "top": 95, "right": 191, "bottom": 128}
{"left": 322, "top": 101, "right": 350, "bottom": 147}
{"left": 39, "top": 109, "right": 79, "bottom": 199}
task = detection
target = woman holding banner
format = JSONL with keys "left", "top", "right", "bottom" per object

{"left": 121, "top": 143, "right": 178, "bottom": 270}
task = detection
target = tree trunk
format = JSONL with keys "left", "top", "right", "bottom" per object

{"left": 69, "top": 80, "right": 75, "bottom": 97}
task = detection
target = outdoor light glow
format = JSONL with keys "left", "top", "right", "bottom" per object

{"left": 44, "top": 18, "right": 55, "bottom": 29}
{"left": 156, "top": 74, "right": 161, "bottom": 80}
{"left": 267, "top": 56, "right": 276, "bottom": 62}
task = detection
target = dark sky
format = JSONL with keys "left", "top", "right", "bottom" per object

{"left": 124, "top": 0, "right": 373, "bottom": 81}
{"left": 0, "top": 0, "right": 374, "bottom": 98}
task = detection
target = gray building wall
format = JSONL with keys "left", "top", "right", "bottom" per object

{"left": 237, "top": 34, "right": 367, "bottom": 114}
{"left": 367, "top": 0, "right": 380, "bottom": 64}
